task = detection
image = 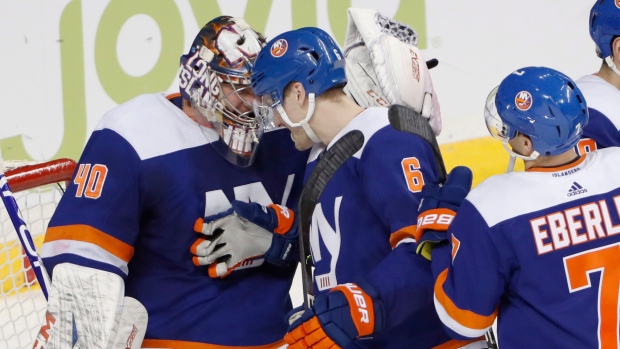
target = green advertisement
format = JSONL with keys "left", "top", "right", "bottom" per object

{"left": 0, "top": 0, "right": 426, "bottom": 161}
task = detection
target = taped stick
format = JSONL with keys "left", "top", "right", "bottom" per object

{"left": 298, "top": 130, "right": 365, "bottom": 308}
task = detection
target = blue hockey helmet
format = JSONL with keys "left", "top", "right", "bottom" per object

{"left": 251, "top": 27, "right": 346, "bottom": 143}
{"left": 251, "top": 27, "right": 347, "bottom": 112}
{"left": 589, "top": 0, "right": 620, "bottom": 59}
{"left": 485, "top": 66, "right": 588, "bottom": 157}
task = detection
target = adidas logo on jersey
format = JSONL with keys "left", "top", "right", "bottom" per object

{"left": 567, "top": 182, "right": 587, "bottom": 197}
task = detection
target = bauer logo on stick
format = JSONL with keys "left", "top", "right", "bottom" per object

{"left": 515, "top": 91, "right": 532, "bottom": 111}
{"left": 271, "top": 39, "right": 288, "bottom": 57}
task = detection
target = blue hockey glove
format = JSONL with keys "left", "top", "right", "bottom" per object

{"left": 285, "top": 282, "right": 384, "bottom": 349}
{"left": 190, "top": 200, "right": 298, "bottom": 278}
{"left": 414, "top": 166, "right": 472, "bottom": 260}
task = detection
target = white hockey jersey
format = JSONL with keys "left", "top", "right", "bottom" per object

{"left": 575, "top": 74, "right": 620, "bottom": 152}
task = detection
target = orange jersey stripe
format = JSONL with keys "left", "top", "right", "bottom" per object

{"left": 435, "top": 269, "right": 497, "bottom": 331}
{"left": 389, "top": 224, "right": 417, "bottom": 248}
{"left": 527, "top": 155, "right": 586, "bottom": 173}
{"left": 45, "top": 225, "right": 134, "bottom": 262}
{"left": 142, "top": 338, "right": 286, "bottom": 349}
{"left": 166, "top": 92, "right": 182, "bottom": 100}
{"left": 432, "top": 337, "right": 487, "bottom": 349}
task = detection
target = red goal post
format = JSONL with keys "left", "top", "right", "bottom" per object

{"left": 0, "top": 158, "right": 76, "bottom": 349}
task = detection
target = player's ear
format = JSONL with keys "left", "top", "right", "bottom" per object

{"left": 613, "top": 36, "right": 620, "bottom": 63}
{"left": 520, "top": 133, "right": 534, "bottom": 154}
{"left": 291, "top": 82, "right": 307, "bottom": 107}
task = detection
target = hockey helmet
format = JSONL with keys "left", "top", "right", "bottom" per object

{"left": 589, "top": 0, "right": 620, "bottom": 59}
{"left": 251, "top": 27, "right": 346, "bottom": 136}
{"left": 485, "top": 66, "right": 588, "bottom": 157}
{"left": 178, "top": 16, "right": 270, "bottom": 167}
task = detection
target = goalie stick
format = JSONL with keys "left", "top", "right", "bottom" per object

{"left": 388, "top": 104, "right": 499, "bottom": 349}
{"left": 298, "top": 130, "right": 365, "bottom": 308}
{"left": 0, "top": 158, "right": 75, "bottom": 299}
{"left": 388, "top": 104, "right": 446, "bottom": 182}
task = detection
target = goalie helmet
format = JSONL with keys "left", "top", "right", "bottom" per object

{"left": 178, "top": 16, "right": 269, "bottom": 167}
{"left": 589, "top": 0, "right": 620, "bottom": 60}
{"left": 251, "top": 27, "right": 347, "bottom": 113}
{"left": 484, "top": 66, "right": 588, "bottom": 157}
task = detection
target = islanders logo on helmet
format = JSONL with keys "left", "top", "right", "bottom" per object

{"left": 271, "top": 39, "right": 288, "bottom": 57}
{"left": 515, "top": 91, "right": 532, "bottom": 111}
{"left": 616, "top": 0, "right": 620, "bottom": 8}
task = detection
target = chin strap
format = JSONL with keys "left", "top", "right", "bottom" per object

{"left": 276, "top": 93, "right": 322, "bottom": 143}
{"left": 605, "top": 56, "right": 620, "bottom": 79}
{"left": 503, "top": 143, "right": 539, "bottom": 172}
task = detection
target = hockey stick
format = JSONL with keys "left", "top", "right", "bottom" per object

{"left": 388, "top": 104, "right": 498, "bottom": 349}
{"left": 388, "top": 104, "right": 446, "bottom": 182}
{"left": 298, "top": 130, "right": 365, "bottom": 309}
{"left": 0, "top": 166, "right": 52, "bottom": 299}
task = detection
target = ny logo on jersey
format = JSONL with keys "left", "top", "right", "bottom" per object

{"left": 203, "top": 174, "right": 295, "bottom": 217}
{"left": 311, "top": 197, "right": 343, "bottom": 291}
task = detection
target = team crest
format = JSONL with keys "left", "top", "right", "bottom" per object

{"left": 616, "top": 0, "right": 620, "bottom": 8}
{"left": 271, "top": 39, "right": 288, "bottom": 57}
{"left": 515, "top": 91, "right": 532, "bottom": 111}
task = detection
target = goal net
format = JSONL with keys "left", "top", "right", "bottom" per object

{"left": 0, "top": 159, "right": 76, "bottom": 349}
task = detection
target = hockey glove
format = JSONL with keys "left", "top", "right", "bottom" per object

{"left": 285, "top": 283, "right": 384, "bottom": 349}
{"left": 190, "top": 200, "right": 298, "bottom": 278}
{"left": 414, "top": 166, "right": 472, "bottom": 260}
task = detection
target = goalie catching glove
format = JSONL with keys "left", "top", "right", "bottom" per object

{"left": 285, "top": 282, "right": 384, "bottom": 349}
{"left": 414, "top": 166, "right": 473, "bottom": 260}
{"left": 191, "top": 200, "right": 299, "bottom": 278}
{"left": 342, "top": 8, "right": 442, "bottom": 136}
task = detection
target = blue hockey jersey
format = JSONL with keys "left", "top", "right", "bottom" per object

{"left": 41, "top": 92, "right": 309, "bottom": 348}
{"left": 432, "top": 148, "right": 620, "bottom": 348}
{"left": 575, "top": 74, "right": 620, "bottom": 153}
{"left": 305, "top": 107, "right": 472, "bottom": 348}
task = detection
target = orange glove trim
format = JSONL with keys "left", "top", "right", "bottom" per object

{"left": 267, "top": 204, "right": 295, "bottom": 235}
{"left": 194, "top": 218, "right": 204, "bottom": 233}
{"left": 330, "top": 283, "right": 375, "bottom": 337}
{"left": 414, "top": 208, "right": 456, "bottom": 241}
{"left": 190, "top": 237, "right": 206, "bottom": 256}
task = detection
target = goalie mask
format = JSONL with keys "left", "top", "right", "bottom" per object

{"left": 485, "top": 66, "right": 588, "bottom": 161}
{"left": 178, "top": 16, "right": 271, "bottom": 167}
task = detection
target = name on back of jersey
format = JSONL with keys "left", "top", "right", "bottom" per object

{"left": 531, "top": 196, "right": 620, "bottom": 255}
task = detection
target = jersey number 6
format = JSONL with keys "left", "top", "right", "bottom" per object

{"left": 401, "top": 157, "right": 424, "bottom": 193}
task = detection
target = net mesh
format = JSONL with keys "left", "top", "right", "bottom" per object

{"left": 0, "top": 160, "right": 74, "bottom": 349}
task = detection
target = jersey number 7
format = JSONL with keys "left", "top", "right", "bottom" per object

{"left": 564, "top": 242, "right": 620, "bottom": 348}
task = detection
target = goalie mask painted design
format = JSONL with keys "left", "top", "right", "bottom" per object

{"left": 485, "top": 66, "right": 588, "bottom": 159}
{"left": 178, "top": 16, "right": 271, "bottom": 167}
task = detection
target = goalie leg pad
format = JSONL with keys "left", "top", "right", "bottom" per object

{"left": 33, "top": 263, "right": 147, "bottom": 349}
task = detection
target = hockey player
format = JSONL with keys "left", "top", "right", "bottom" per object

{"left": 416, "top": 66, "right": 620, "bottom": 347}
{"left": 575, "top": 0, "right": 620, "bottom": 153}
{"left": 251, "top": 27, "right": 487, "bottom": 349}
{"left": 34, "top": 16, "right": 308, "bottom": 348}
